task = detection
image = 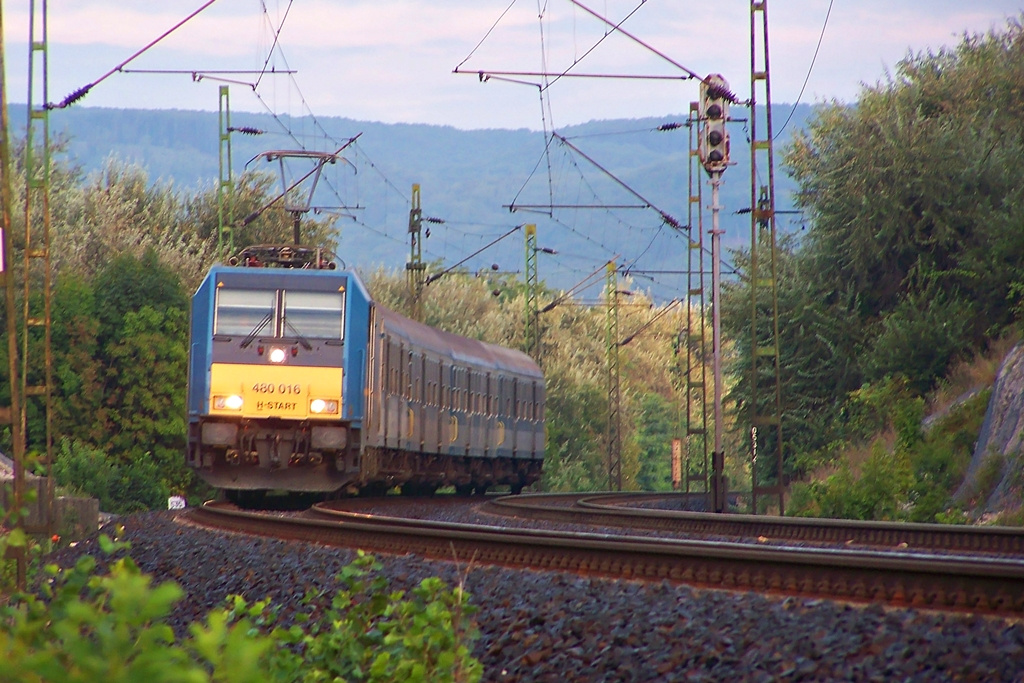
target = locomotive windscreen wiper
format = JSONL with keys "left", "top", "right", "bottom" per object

{"left": 240, "top": 312, "right": 274, "bottom": 349}
{"left": 283, "top": 320, "right": 314, "bottom": 350}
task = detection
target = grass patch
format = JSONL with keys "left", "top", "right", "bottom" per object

{"left": 927, "top": 333, "right": 1017, "bottom": 417}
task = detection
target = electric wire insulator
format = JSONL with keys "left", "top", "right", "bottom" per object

{"left": 661, "top": 214, "right": 683, "bottom": 230}
{"left": 49, "top": 84, "right": 93, "bottom": 110}
{"left": 706, "top": 84, "right": 738, "bottom": 103}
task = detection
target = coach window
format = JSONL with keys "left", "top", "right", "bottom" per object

{"left": 405, "top": 353, "right": 413, "bottom": 399}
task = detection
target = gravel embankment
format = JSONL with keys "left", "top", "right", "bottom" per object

{"left": 45, "top": 511, "right": 1024, "bottom": 682}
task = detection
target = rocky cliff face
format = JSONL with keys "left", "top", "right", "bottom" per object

{"left": 954, "top": 343, "right": 1024, "bottom": 515}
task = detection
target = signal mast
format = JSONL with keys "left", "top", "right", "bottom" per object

{"left": 698, "top": 74, "right": 731, "bottom": 513}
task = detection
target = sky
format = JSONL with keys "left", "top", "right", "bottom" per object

{"left": 2, "top": 0, "right": 1022, "bottom": 131}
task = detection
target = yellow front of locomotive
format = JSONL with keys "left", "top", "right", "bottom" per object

{"left": 209, "top": 353, "right": 341, "bottom": 422}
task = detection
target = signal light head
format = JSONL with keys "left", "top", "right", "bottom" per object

{"left": 699, "top": 73, "right": 731, "bottom": 174}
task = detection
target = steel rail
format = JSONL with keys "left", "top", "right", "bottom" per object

{"left": 482, "top": 492, "right": 1024, "bottom": 555}
{"left": 187, "top": 501, "right": 1024, "bottom": 615}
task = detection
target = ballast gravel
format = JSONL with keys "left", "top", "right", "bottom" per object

{"left": 45, "top": 511, "right": 1024, "bottom": 682}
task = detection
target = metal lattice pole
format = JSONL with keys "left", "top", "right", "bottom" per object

{"left": 605, "top": 261, "right": 622, "bottom": 491}
{"left": 0, "top": 0, "right": 28, "bottom": 590}
{"left": 217, "top": 85, "right": 234, "bottom": 259}
{"left": 406, "top": 184, "right": 425, "bottom": 321}
{"left": 685, "top": 101, "right": 710, "bottom": 497}
{"left": 22, "top": 0, "right": 55, "bottom": 540}
{"left": 749, "top": 0, "right": 785, "bottom": 515}
{"left": 524, "top": 224, "right": 539, "bottom": 359}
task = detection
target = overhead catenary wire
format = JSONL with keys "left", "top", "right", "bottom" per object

{"left": 566, "top": 0, "right": 703, "bottom": 82}
{"left": 48, "top": 0, "right": 220, "bottom": 109}
{"left": 424, "top": 225, "right": 524, "bottom": 285}
{"left": 552, "top": 133, "right": 684, "bottom": 232}
{"left": 775, "top": 0, "right": 835, "bottom": 141}
{"left": 239, "top": 1, "right": 727, "bottom": 306}
{"left": 539, "top": 0, "right": 647, "bottom": 93}
{"left": 619, "top": 298, "right": 681, "bottom": 346}
{"left": 255, "top": 0, "right": 295, "bottom": 92}
{"left": 540, "top": 259, "right": 618, "bottom": 313}
{"left": 512, "top": 132, "right": 674, "bottom": 241}
{"left": 456, "top": 0, "right": 734, "bottom": 305}
{"left": 452, "top": 0, "right": 520, "bottom": 73}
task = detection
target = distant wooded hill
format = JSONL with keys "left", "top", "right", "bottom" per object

{"left": 14, "top": 104, "right": 815, "bottom": 297}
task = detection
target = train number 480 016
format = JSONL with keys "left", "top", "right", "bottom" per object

{"left": 252, "top": 382, "right": 302, "bottom": 395}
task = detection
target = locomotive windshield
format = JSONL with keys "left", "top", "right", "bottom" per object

{"left": 214, "top": 287, "right": 345, "bottom": 341}
{"left": 215, "top": 289, "right": 276, "bottom": 337}
{"left": 283, "top": 290, "right": 344, "bottom": 340}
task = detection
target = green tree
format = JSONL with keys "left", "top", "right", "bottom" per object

{"left": 91, "top": 249, "right": 187, "bottom": 348}
{"left": 48, "top": 251, "right": 192, "bottom": 509}
{"left": 51, "top": 274, "right": 106, "bottom": 446}
{"left": 104, "top": 305, "right": 190, "bottom": 498}
{"left": 632, "top": 393, "right": 675, "bottom": 491}
{"left": 728, "top": 18, "right": 1024, "bottom": 476}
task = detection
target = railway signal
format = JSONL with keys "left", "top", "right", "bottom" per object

{"left": 698, "top": 73, "right": 731, "bottom": 512}
{"left": 699, "top": 74, "right": 731, "bottom": 175}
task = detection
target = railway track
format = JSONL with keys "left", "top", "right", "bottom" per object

{"left": 484, "top": 492, "right": 1024, "bottom": 554}
{"left": 187, "top": 494, "right": 1024, "bottom": 616}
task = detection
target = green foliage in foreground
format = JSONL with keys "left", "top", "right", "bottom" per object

{"left": 0, "top": 532, "right": 481, "bottom": 683}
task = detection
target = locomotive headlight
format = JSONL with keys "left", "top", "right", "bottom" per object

{"left": 268, "top": 347, "right": 287, "bottom": 364}
{"left": 309, "top": 398, "right": 339, "bottom": 415}
{"left": 214, "top": 394, "right": 244, "bottom": 410}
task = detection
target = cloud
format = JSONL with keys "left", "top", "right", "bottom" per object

{"left": 2, "top": 0, "right": 1021, "bottom": 129}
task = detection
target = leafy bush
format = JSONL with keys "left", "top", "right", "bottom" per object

{"left": 789, "top": 383, "right": 989, "bottom": 523}
{"left": 789, "top": 440, "right": 915, "bottom": 521}
{"left": 266, "top": 552, "right": 481, "bottom": 682}
{"left": 0, "top": 533, "right": 482, "bottom": 683}
{"left": 905, "top": 390, "right": 988, "bottom": 522}
{"left": 51, "top": 439, "right": 168, "bottom": 515}
{"left": 863, "top": 290, "right": 975, "bottom": 395}
{"left": 0, "top": 532, "right": 275, "bottom": 683}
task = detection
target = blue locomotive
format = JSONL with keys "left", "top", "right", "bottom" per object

{"left": 186, "top": 245, "right": 545, "bottom": 501}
